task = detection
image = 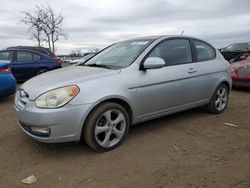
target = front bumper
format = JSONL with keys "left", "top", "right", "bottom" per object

{"left": 14, "top": 95, "right": 92, "bottom": 143}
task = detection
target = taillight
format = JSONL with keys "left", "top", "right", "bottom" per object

{"left": 231, "top": 67, "right": 236, "bottom": 73}
{"left": 0, "top": 68, "right": 11, "bottom": 74}
{"left": 55, "top": 59, "right": 62, "bottom": 65}
{"left": 51, "top": 53, "right": 57, "bottom": 58}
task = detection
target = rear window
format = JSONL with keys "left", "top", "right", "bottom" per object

{"left": 35, "top": 49, "right": 49, "bottom": 55}
{"left": 33, "top": 53, "right": 41, "bottom": 61}
{"left": 194, "top": 40, "right": 216, "bottom": 61}
{"left": 0, "top": 51, "right": 13, "bottom": 61}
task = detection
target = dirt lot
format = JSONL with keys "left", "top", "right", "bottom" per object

{"left": 0, "top": 88, "right": 249, "bottom": 188}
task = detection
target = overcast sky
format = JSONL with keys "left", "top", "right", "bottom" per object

{"left": 0, "top": 0, "right": 250, "bottom": 54}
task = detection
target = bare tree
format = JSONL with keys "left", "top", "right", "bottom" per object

{"left": 20, "top": 4, "right": 67, "bottom": 52}
{"left": 41, "top": 5, "right": 67, "bottom": 52}
{"left": 20, "top": 6, "right": 44, "bottom": 47}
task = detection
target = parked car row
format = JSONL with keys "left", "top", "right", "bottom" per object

{"left": 69, "top": 53, "right": 95, "bottom": 65}
{"left": 58, "top": 53, "right": 97, "bottom": 65}
{"left": 220, "top": 42, "right": 250, "bottom": 62}
{"left": 219, "top": 42, "right": 250, "bottom": 88}
{"left": 1, "top": 40, "right": 250, "bottom": 100}
{"left": 0, "top": 47, "right": 62, "bottom": 81}
{"left": 14, "top": 35, "right": 232, "bottom": 151}
{"left": 1, "top": 35, "right": 249, "bottom": 151}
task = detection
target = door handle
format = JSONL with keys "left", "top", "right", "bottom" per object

{"left": 187, "top": 68, "right": 197, "bottom": 73}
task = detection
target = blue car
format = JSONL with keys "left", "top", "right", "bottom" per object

{"left": 0, "top": 49, "right": 62, "bottom": 81}
{"left": 0, "top": 60, "right": 16, "bottom": 98}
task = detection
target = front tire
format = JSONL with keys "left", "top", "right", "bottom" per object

{"left": 206, "top": 84, "right": 229, "bottom": 114}
{"left": 83, "top": 102, "right": 129, "bottom": 151}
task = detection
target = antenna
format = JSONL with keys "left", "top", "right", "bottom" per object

{"left": 181, "top": 30, "right": 184, "bottom": 36}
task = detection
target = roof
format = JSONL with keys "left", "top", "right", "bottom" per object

{"left": 7, "top": 46, "right": 50, "bottom": 50}
{"left": 121, "top": 35, "right": 206, "bottom": 42}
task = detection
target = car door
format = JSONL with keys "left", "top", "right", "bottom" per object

{"left": 10, "top": 51, "right": 37, "bottom": 80}
{"left": 139, "top": 38, "right": 207, "bottom": 118}
{"left": 192, "top": 39, "right": 223, "bottom": 100}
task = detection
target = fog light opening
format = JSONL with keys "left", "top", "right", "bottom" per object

{"left": 29, "top": 126, "right": 51, "bottom": 137}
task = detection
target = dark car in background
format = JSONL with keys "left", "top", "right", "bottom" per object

{"left": 7, "top": 46, "right": 57, "bottom": 58}
{"left": 0, "top": 60, "right": 16, "bottom": 98}
{"left": 0, "top": 49, "right": 62, "bottom": 81}
{"left": 220, "top": 42, "right": 250, "bottom": 62}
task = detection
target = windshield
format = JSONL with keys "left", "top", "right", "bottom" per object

{"left": 83, "top": 39, "right": 152, "bottom": 69}
{"left": 223, "top": 43, "right": 250, "bottom": 52}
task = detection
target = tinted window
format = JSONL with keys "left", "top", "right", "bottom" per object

{"left": 35, "top": 49, "right": 49, "bottom": 55}
{"left": 0, "top": 51, "right": 13, "bottom": 60}
{"left": 17, "top": 51, "right": 33, "bottom": 61}
{"left": 148, "top": 39, "right": 192, "bottom": 66}
{"left": 33, "top": 53, "right": 41, "bottom": 61}
{"left": 194, "top": 40, "right": 216, "bottom": 61}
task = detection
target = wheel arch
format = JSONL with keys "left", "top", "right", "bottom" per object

{"left": 220, "top": 81, "right": 231, "bottom": 93}
{"left": 87, "top": 97, "right": 133, "bottom": 124}
{"left": 98, "top": 98, "right": 133, "bottom": 124}
{"left": 210, "top": 79, "right": 231, "bottom": 100}
{"left": 35, "top": 67, "right": 50, "bottom": 75}
{"left": 79, "top": 96, "right": 134, "bottom": 141}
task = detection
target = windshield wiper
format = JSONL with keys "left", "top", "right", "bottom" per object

{"left": 84, "top": 63, "right": 111, "bottom": 69}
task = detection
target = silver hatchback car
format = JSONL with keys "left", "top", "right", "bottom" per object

{"left": 14, "top": 35, "right": 231, "bottom": 151}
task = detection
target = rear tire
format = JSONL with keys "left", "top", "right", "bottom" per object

{"left": 206, "top": 84, "right": 229, "bottom": 114}
{"left": 36, "top": 68, "right": 49, "bottom": 75}
{"left": 83, "top": 102, "right": 129, "bottom": 151}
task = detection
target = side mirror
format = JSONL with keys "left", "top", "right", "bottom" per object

{"left": 143, "top": 57, "right": 165, "bottom": 70}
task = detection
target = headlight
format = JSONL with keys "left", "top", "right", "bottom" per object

{"left": 35, "top": 85, "right": 80, "bottom": 108}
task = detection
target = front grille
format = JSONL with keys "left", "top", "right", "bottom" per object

{"left": 238, "top": 67, "right": 250, "bottom": 77}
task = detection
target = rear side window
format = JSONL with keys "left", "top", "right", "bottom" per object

{"left": 0, "top": 51, "right": 13, "bottom": 60}
{"left": 35, "top": 49, "right": 49, "bottom": 55}
{"left": 148, "top": 39, "right": 192, "bottom": 66}
{"left": 17, "top": 51, "right": 33, "bottom": 61}
{"left": 33, "top": 53, "right": 41, "bottom": 61}
{"left": 194, "top": 40, "right": 216, "bottom": 61}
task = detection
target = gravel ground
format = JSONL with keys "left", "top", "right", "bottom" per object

{"left": 0, "top": 88, "right": 249, "bottom": 188}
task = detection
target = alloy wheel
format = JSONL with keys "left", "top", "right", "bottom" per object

{"left": 95, "top": 109, "right": 126, "bottom": 148}
{"left": 215, "top": 87, "right": 228, "bottom": 111}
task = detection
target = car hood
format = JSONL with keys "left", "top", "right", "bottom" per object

{"left": 21, "top": 66, "right": 120, "bottom": 100}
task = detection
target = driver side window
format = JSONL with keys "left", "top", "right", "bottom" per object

{"left": 148, "top": 39, "right": 192, "bottom": 66}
